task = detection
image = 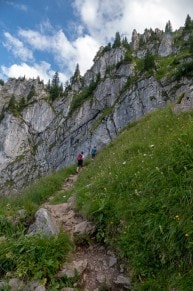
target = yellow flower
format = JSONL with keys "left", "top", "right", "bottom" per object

{"left": 185, "top": 233, "right": 189, "bottom": 237}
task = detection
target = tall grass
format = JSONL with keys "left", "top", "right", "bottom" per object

{"left": 74, "top": 107, "right": 193, "bottom": 289}
{"left": 0, "top": 165, "right": 76, "bottom": 217}
{"left": 0, "top": 166, "right": 75, "bottom": 288}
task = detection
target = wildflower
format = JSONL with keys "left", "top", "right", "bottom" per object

{"left": 63, "top": 195, "right": 66, "bottom": 198}
{"left": 6, "top": 252, "right": 12, "bottom": 258}
{"left": 150, "top": 144, "right": 154, "bottom": 148}
{"left": 122, "top": 161, "right": 126, "bottom": 165}
{"left": 175, "top": 215, "right": 180, "bottom": 220}
{"left": 185, "top": 233, "right": 189, "bottom": 237}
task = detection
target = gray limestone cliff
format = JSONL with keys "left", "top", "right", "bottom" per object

{"left": 0, "top": 26, "right": 193, "bottom": 195}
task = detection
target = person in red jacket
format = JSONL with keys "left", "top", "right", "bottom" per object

{"left": 76, "top": 151, "right": 84, "bottom": 173}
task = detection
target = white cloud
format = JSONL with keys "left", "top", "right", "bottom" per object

{"left": 3, "top": 32, "right": 33, "bottom": 62}
{"left": 2, "top": 0, "right": 193, "bottom": 84}
{"left": 73, "top": 0, "right": 193, "bottom": 42}
{"left": 77, "top": 0, "right": 99, "bottom": 27}
{"left": 73, "top": 35, "right": 100, "bottom": 74}
{"left": 17, "top": 27, "right": 100, "bottom": 76}
{"left": 18, "top": 29, "right": 51, "bottom": 51}
{"left": 51, "top": 30, "right": 76, "bottom": 68}
{"left": 1, "top": 61, "right": 68, "bottom": 84}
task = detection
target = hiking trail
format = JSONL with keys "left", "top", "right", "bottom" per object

{"left": 43, "top": 173, "right": 131, "bottom": 290}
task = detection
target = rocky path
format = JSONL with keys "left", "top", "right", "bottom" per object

{"left": 0, "top": 174, "right": 131, "bottom": 290}
{"left": 44, "top": 174, "right": 131, "bottom": 290}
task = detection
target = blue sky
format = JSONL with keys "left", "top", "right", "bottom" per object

{"left": 0, "top": 0, "right": 193, "bottom": 85}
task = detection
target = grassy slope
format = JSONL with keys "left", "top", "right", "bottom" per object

{"left": 74, "top": 106, "right": 193, "bottom": 290}
{"left": 1, "top": 106, "right": 193, "bottom": 289}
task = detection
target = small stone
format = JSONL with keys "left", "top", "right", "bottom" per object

{"left": 115, "top": 275, "right": 131, "bottom": 289}
{"left": 108, "top": 256, "right": 117, "bottom": 267}
{"left": 96, "top": 274, "right": 106, "bottom": 283}
{"left": 120, "top": 264, "right": 124, "bottom": 272}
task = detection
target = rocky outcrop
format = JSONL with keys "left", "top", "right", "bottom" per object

{"left": 0, "top": 26, "right": 193, "bottom": 195}
{"left": 158, "top": 32, "right": 174, "bottom": 56}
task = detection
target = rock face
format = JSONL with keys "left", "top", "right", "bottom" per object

{"left": 0, "top": 27, "right": 193, "bottom": 195}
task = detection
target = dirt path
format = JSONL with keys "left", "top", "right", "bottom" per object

{"left": 44, "top": 174, "right": 131, "bottom": 290}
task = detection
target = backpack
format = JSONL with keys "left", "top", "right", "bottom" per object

{"left": 91, "top": 148, "right": 96, "bottom": 155}
{"left": 77, "top": 153, "right": 82, "bottom": 161}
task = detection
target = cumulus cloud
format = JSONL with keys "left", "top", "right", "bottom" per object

{"left": 18, "top": 29, "right": 51, "bottom": 51}
{"left": 1, "top": 0, "right": 193, "bottom": 83}
{"left": 3, "top": 32, "right": 33, "bottom": 62}
{"left": 1, "top": 61, "right": 68, "bottom": 84}
{"left": 73, "top": 35, "right": 100, "bottom": 74}
{"left": 13, "top": 27, "right": 100, "bottom": 76}
{"left": 73, "top": 0, "right": 192, "bottom": 42}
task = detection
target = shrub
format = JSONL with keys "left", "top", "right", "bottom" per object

{"left": 175, "top": 61, "right": 193, "bottom": 80}
{"left": 0, "top": 233, "right": 73, "bottom": 280}
{"left": 70, "top": 74, "right": 100, "bottom": 114}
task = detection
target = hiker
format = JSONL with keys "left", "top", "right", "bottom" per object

{"left": 91, "top": 146, "right": 97, "bottom": 160}
{"left": 76, "top": 151, "right": 84, "bottom": 173}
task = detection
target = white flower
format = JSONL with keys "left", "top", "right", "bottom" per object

{"left": 122, "top": 161, "right": 126, "bottom": 165}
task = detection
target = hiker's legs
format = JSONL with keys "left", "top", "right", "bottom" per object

{"left": 76, "top": 160, "right": 83, "bottom": 173}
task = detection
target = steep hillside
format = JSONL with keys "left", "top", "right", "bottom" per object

{"left": 0, "top": 18, "right": 193, "bottom": 194}
{"left": 1, "top": 106, "right": 193, "bottom": 289}
{"left": 74, "top": 106, "right": 193, "bottom": 290}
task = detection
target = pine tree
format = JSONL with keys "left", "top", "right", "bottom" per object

{"left": 184, "top": 14, "right": 192, "bottom": 30}
{"left": 51, "top": 72, "right": 60, "bottom": 87}
{"left": 19, "top": 96, "right": 26, "bottom": 111}
{"left": 165, "top": 20, "right": 172, "bottom": 33}
{"left": 70, "top": 64, "right": 81, "bottom": 84}
{"left": 8, "top": 94, "right": 16, "bottom": 113}
{"left": 143, "top": 50, "right": 155, "bottom": 71}
{"left": 49, "top": 72, "right": 61, "bottom": 101}
{"left": 122, "top": 37, "right": 130, "bottom": 49}
{"left": 112, "top": 32, "right": 121, "bottom": 48}
{"left": 27, "top": 84, "right": 35, "bottom": 101}
{"left": 0, "top": 79, "right": 4, "bottom": 86}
